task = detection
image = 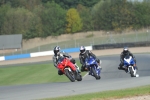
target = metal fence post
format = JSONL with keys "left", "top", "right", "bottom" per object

{"left": 38, "top": 46, "right": 40, "bottom": 52}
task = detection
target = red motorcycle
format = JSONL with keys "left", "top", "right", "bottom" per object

{"left": 57, "top": 57, "right": 82, "bottom": 82}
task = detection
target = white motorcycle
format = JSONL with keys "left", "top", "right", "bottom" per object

{"left": 124, "top": 55, "right": 139, "bottom": 77}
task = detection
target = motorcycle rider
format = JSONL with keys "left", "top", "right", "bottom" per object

{"left": 52, "top": 46, "right": 80, "bottom": 75}
{"left": 118, "top": 47, "right": 138, "bottom": 71}
{"left": 79, "top": 46, "right": 102, "bottom": 72}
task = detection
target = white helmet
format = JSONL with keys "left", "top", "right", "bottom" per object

{"left": 123, "top": 47, "right": 129, "bottom": 55}
{"left": 53, "top": 46, "right": 60, "bottom": 55}
{"left": 80, "top": 46, "right": 86, "bottom": 54}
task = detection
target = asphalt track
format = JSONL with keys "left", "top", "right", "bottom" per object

{"left": 0, "top": 54, "right": 150, "bottom": 100}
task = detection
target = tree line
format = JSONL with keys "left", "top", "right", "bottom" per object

{"left": 0, "top": 0, "right": 149, "bottom": 39}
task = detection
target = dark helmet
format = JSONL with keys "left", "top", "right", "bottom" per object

{"left": 123, "top": 47, "right": 129, "bottom": 55}
{"left": 53, "top": 46, "right": 60, "bottom": 55}
{"left": 80, "top": 46, "right": 86, "bottom": 54}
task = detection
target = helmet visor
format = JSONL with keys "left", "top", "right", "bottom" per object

{"left": 80, "top": 50, "right": 85, "bottom": 54}
{"left": 54, "top": 50, "right": 59, "bottom": 55}
{"left": 123, "top": 50, "right": 128, "bottom": 55}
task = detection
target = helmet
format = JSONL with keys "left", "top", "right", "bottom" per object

{"left": 80, "top": 46, "right": 86, "bottom": 54}
{"left": 53, "top": 46, "right": 60, "bottom": 55}
{"left": 123, "top": 47, "right": 129, "bottom": 55}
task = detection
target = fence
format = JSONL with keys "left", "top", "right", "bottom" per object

{"left": 0, "top": 29, "right": 150, "bottom": 56}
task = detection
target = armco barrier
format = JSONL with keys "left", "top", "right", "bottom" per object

{"left": 0, "top": 46, "right": 93, "bottom": 61}
{"left": 92, "top": 41, "right": 150, "bottom": 50}
{"left": 5, "top": 54, "right": 31, "bottom": 60}
{"left": 62, "top": 46, "right": 92, "bottom": 53}
{"left": 0, "top": 56, "right": 5, "bottom": 61}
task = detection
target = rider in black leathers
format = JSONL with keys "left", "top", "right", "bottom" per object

{"left": 118, "top": 47, "right": 138, "bottom": 71}
{"left": 52, "top": 46, "right": 80, "bottom": 75}
{"left": 79, "top": 46, "right": 102, "bottom": 72}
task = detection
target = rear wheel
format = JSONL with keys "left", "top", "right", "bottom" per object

{"left": 96, "top": 76, "right": 101, "bottom": 80}
{"left": 64, "top": 69, "right": 75, "bottom": 82}
{"left": 77, "top": 74, "right": 82, "bottom": 81}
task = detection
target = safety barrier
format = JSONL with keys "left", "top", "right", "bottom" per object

{"left": 92, "top": 41, "right": 150, "bottom": 50}
{"left": 0, "top": 46, "right": 92, "bottom": 61}
{"left": 2, "top": 40, "right": 149, "bottom": 61}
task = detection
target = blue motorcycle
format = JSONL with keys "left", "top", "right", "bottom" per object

{"left": 124, "top": 55, "right": 139, "bottom": 77}
{"left": 85, "top": 56, "right": 101, "bottom": 80}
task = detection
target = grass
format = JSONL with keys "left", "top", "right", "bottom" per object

{"left": 0, "top": 61, "right": 86, "bottom": 86}
{"left": 42, "top": 85, "right": 150, "bottom": 100}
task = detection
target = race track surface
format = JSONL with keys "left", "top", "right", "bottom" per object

{"left": 0, "top": 54, "right": 150, "bottom": 100}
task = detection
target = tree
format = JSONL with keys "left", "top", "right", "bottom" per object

{"left": 40, "top": 2, "right": 66, "bottom": 37}
{"left": 66, "top": 8, "right": 82, "bottom": 33}
{"left": 92, "top": 0, "right": 113, "bottom": 30}
{"left": 133, "top": 1, "right": 150, "bottom": 28}
{"left": 92, "top": 0, "right": 135, "bottom": 32}
{"left": 77, "top": 4, "right": 93, "bottom": 32}
{"left": 0, "top": 4, "right": 11, "bottom": 35}
{"left": 41, "top": 0, "right": 99, "bottom": 9}
{"left": 2, "top": 7, "right": 42, "bottom": 39}
{"left": 0, "top": 0, "right": 41, "bottom": 10}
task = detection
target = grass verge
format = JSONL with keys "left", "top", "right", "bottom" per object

{"left": 0, "top": 61, "right": 86, "bottom": 86}
{"left": 42, "top": 85, "right": 150, "bottom": 100}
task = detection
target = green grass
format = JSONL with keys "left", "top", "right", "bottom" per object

{"left": 42, "top": 85, "right": 150, "bottom": 100}
{"left": 0, "top": 62, "right": 86, "bottom": 86}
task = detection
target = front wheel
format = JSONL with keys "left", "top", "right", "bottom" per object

{"left": 91, "top": 67, "right": 100, "bottom": 80}
{"left": 64, "top": 69, "right": 75, "bottom": 82}
{"left": 129, "top": 67, "right": 134, "bottom": 77}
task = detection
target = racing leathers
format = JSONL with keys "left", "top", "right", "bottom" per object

{"left": 53, "top": 51, "right": 80, "bottom": 75}
{"left": 79, "top": 50, "right": 101, "bottom": 72}
{"left": 119, "top": 51, "right": 137, "bottom": 70}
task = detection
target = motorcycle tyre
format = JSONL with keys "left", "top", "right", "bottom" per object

{"left": 96, "top": 76, "right": 101, "bottom": 80}
{"left": 129, "top": 67, "right": 134, "bottom": 77}
{"left": 64, "top": 69, "right": 75, "bottom": 82}
{"left": 91, "top": 67, "right": 100, "bottom": 80}
{"left": 77, "top": 74, "right": 82, "bottom": 81}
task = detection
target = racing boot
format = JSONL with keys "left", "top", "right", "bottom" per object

{"left": 58, "top": 70, "right": 63, "bottom": 75}
{"left": 88, "top": 71, "right": 94, "bottom": 76}
{"left": 81, "top": 66, "right": 87, "bottom": 72}
{"left": 124, "top": 68, "right": 128, "bottom": 73}
{"left": 118, "top": 64, "right": 125, "bottom": 70}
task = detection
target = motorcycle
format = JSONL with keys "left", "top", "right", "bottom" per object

{"left": 124, "top": 55, "right": 139, "bottom": 77}
{"left": 57, "top": 57, "right": 82, "bottom": 82}
{"left": 85, "top": 56, "right": 101, "bottom": 80}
